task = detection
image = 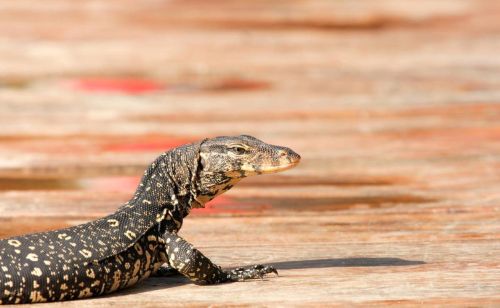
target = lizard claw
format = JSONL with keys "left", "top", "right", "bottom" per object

{"left": 227, "top": 264, "right": 278, "bottom": 281}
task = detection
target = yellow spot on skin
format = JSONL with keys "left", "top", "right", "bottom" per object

{"left": 26, "top": 253, "right": 39, "bottom": 261}
{"left": 110, "top": 270, "right": 122, "bottom": 292}
{"left": 91, "top": 280, "right": 101, "bottom": 287}
{"left": 78, "top": 288, "right": 92, "bottom": 298}
{"left": 86, "top": 268, "right": 96, "bottom": 279}
{"left": 60, "top": 283, "right": 68, "bottom": 290}
{"left": 115, "top": 255, "right": 124, "bottom": 263}
{"left": 79, "top": 249, "right": 92, "bottom": 258}
{"left": 142, "top": 199, "right": 151, "bottom": 204}
{"left": 2, "top": 266, "right": 8, "bottom": 271}
{"left": 5, "top": 281, "right": 13, "bottom": 288}
{"left": 57, "top": 233, "right": 71, "bottom": 240}
{"left": 126, "top": 276, "right": 139, "bottom": 288}
{"left": 134, "top": 243, "right": 144, "bottom": 255}
{"left": 33, "top": 280, "right": 40, "bottom": 289}
{"left": 145, "top": 251, "right": 152, "bottom": 270}
{"left": 31, "top": 267, "right": 43, "bottom": 277}
{"left": 7, "top": 239, "right": 21, "bottom": 247}
{"left": 43, "top": 260, "right": 51, "bottom": 265}
{"left": 124, "top": 230, "right": 136, "bottom": 240}
{"left": 107, "top": 219, "right": 119, "bottom": 227}
{"left": 29, "top": 291, "right": 47, "bottom": 303}
{"left": 132, "top": 259, "right": 141, "bottom": 277}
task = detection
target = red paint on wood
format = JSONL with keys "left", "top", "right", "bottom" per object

{"left": 68, "top": 78, "right": 164, "bottom": 94}
{"left": 192, "top": 195, "right": 271, "bottom": 216}
{"left": 208, "top": 78, "right": 271, "bottom": 91}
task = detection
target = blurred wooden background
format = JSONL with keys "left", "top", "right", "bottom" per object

{"left": 0, "top": 0, "right": 499, "bottom": 306}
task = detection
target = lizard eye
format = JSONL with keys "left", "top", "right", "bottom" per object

{"left": 229, "top": 146, "right": 247, "bottom": 155}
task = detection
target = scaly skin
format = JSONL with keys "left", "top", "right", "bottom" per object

{"left": 0, "top": 135, "right": 301, "bottom": 304}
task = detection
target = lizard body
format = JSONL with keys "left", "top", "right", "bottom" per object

{"left": 0, "top": 135, "right": 300, "bottom": 304}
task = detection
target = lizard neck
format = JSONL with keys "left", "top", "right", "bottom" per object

{"left": 119, "top": 141, "right": 205, "bottom": 232}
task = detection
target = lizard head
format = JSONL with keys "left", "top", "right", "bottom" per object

{"left": 194, "top": 135, "right": 301, "bottom": 205}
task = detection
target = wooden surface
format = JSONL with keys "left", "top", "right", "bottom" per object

{"left": 1, "top": 0, "right": 500, "bottom": 306}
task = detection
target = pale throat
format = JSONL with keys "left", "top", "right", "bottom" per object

{"left": 191, "top": 176, "right": 242, "bottom": 208}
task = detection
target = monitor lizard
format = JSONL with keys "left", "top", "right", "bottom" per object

{"left": 0, "top": 135, "right": 301, "bottom": 304}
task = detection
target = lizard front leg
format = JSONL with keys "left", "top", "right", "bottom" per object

{"left": 161, "top": 232, "right": 277, "bottom": 284}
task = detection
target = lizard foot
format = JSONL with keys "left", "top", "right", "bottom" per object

{"left": 227, "top": 264, "right": 278, "bottom": 281}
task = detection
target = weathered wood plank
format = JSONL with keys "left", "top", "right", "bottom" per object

{"left": 0, "top": 0, "right": 499, "bottom": 306}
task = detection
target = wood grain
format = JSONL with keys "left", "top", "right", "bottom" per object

{"left": 0, "top": 0, "right": 499, "bottom": 306}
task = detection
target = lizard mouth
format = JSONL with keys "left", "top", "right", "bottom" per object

{"left": 259, "top": 161, "right": 300, "bottom": 174}
{"left": 259, "top": 151, "right": 301, "bottom": 174}
{"left": 239, "top": 148, "right": 301, "bottom": 175}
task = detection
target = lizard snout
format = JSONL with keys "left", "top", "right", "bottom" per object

{"left": 258, "top": 147, "right": 301, "bottom": 174}
{"left": 280, "top": 148, "right": 301, "bottom": 164}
